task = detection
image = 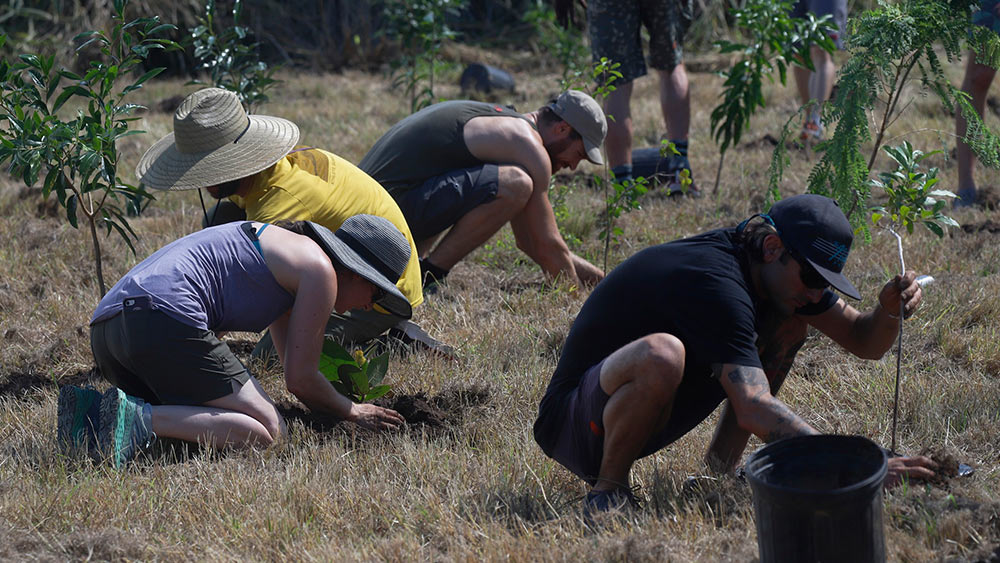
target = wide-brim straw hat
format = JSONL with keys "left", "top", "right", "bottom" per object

{"left": 136, "top": 88, "right": 300, "bottom": 190}
{"left": 304, "top": 216, "right": 413, "bottom": 319}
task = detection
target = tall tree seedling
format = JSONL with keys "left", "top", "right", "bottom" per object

{"left": 188, "top": 0, "right": 281, "bottom": 113}
{"left": 385, "top": 0, "right": 461, "bottom": 113}
{"left": 868, "top": 141, "right": 957, "bottom": 452}
{"left": 0, "top": 0, "right": 178, "bottom": 297}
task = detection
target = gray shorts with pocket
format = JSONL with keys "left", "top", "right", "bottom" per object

{"left": 392, "top": 164, "right": 500, "bottom": 242}
{"left": 90, "top": 302, "right": 249, "bottom": 405}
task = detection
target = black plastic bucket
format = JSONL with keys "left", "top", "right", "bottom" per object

{"left": 745, "top": 435, "right": 887, "bottom": 563}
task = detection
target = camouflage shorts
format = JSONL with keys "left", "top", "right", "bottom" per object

{"left": 588, "top": 0, "right": 695, "bottom": 82}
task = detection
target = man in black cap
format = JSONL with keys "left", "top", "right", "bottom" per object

{"left": 360, "top": 90, "right": 607, "bottom": 289}
{"left": 533, "top": 194, "right": 938, "bottom": 514}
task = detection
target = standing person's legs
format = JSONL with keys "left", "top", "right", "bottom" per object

{"left": 956, "top": 54, "right": 997, "bottom": 204}
{"left": 648, "top": 0, "right": 696, "bottom": 184}
{"left": 791, "top": 0, "right": 846, "bottom": 138}
{"left": 604, "top": 82, "right": 636, "bottom": 173}
{"left": 657, "top": 64, "right": 690, "bottom": 142}
{"left": 589, "top": 0, "right": 645, "bottom": 180}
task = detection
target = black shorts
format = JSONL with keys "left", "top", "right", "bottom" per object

{"left": 392, "top": 164, "right": 500, "bottom": 241}
{"left": 543, "top": 359, "right": 729, "bottom": 485}
{"left": 90, "top": 301, "right": 249, "bottom": 405}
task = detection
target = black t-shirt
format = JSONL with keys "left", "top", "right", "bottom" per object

{"left": 533, "top": 228, "right": 838, "bottom": 452}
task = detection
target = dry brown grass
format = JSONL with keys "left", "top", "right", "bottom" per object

{"left": 1, "top": 47, "right": 1000, "bottom": 561}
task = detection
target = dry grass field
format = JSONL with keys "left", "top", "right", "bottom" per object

{"left": 2, "top": 45, "right": 1000, "bottom": 561}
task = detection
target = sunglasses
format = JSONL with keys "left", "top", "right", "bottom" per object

{"left": 784, "top": 249, "right": 830, "bottom": 290}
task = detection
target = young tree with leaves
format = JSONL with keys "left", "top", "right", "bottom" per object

{"left": 0, "top": 0, "right": 178, "bottom": 297}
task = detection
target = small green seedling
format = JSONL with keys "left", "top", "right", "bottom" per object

{"left": 868, "top": 141, "right": 957, "bottom": 453}
{"left": 318, "top": 339, "right": 391, "bottom": 404}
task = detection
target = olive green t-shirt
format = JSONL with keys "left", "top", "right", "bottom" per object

{"left": 359, "top": 101, "right": 534, "bottom": 196}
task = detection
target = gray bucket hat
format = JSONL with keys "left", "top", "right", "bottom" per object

{"left": 304, "top": 215, "right": 412, "bottom": 319}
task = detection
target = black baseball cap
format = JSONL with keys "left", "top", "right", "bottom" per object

{"left": 763, "top": 194, "right": 861, "bottom": 300}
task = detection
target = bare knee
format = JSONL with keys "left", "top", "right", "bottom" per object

{"left": 496, "top": 165, "right": 532, "bottom": 208}
{"left": 636, "top": 333, "right": 685, "bottom": 386}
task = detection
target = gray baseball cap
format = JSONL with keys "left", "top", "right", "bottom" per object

{"left": 549, "top": 90, "right": 607, "bottom": 165}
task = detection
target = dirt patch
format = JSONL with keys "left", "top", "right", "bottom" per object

{"left": 0, "top": 369, "right": 98, "bottom": 401}
{"left": 278, "top": 384, "right": 492, "bottom": 437}
{"left": 738, "top": 133, "right": 781, "bottom": 150}
{"left": 962, "top": 219, "right": 1000, "bottom": 234}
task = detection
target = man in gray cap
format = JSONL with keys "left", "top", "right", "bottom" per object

{"left": 534, "top": 194, "right": 938, "bottom": 514}
{"left": 360, "top": 90, "right": 608, "bottom": 289}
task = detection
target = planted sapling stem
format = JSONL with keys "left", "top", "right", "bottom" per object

{"left": 889, "top": 227, "right": 905, "bottom": 454}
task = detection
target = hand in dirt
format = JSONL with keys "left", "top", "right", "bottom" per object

{"left": 347, "top": 403, "right": 406, "bottom": 431}
{"left": 885, "top": 455, "right": 938, "bottom": 488}
{"left": 879, "top": 271, "right": 922, "bottom": 320}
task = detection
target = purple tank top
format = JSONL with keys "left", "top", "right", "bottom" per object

{"left": 91, "top": 222, "right": 294, "bottom": 332}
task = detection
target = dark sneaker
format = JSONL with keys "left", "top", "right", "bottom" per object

{"left": 583, "top": 487, "right": 641, "bottom": 521}
{"left": 57, "top": 385, "right": 101, "bottom": 458}
{"left": 98, "top": 387, "right": 154, "bottom": 469}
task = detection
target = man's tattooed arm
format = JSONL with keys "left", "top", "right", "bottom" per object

{"left": 717, "top": 364, "right": 818, "bottom": 442}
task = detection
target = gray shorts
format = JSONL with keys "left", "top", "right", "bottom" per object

{"left": 393, "top": 164, "right": 500, "bottom": 242}
{"left": 544, "top": 358, "right": 729, "bottom": 485}
{"left": 90, "top": 300, "right": 249, "bottom": 405}
{"left": 588, "top": 0, "right": 696, "bottom": 80}
{"left": 791, "top": 0, "right": 848, "bottom": 50}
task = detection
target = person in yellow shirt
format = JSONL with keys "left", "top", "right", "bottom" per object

{"left": 135, "top": 88, "right": 442, "bottom": 358}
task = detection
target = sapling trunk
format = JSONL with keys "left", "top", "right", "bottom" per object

{"left": 713, "top": 152, "right": 725, "bottom": 194}
{"left": 889, "top": 227, "right": 905, "bottom": 454}
{"left": 88, "top": 212, "right": 106, "bottom": 298}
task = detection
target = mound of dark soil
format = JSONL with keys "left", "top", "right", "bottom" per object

{"left": 277, "top": 384, "right": 492, "bottom": 437}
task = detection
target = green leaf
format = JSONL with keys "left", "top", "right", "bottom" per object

{"left": 364, "top": 385, "right": 392, "bottom": 402}
{"left": 366, "top": 352, "right": 389, "bottom": 386}
{"left": 924, "top": 221, "right": 943, "bottom": 238}
{"left": 66, "top": 194, "right": 78, "bottom": 228}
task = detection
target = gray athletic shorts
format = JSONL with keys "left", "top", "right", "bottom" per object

{"left": 393, "top": 164, "right": 500, "bottom": 242}
{"left": 90, "top": 299, "right": 249, "bottom": 405}
{"left": 544, "top": 358, "right": 731, "bottom": 485}
{"left": 791, "top": 0, "right": 848, "bottom": 50}
{"left": 589, "top": 0, "right": 696, "bottom": 81}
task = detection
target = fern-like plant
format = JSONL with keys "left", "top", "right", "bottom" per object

{"left": 768, "top": 0, "right": 1000, "bottom": 235}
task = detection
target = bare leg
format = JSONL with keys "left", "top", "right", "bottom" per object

{"left": 957, "top": 53, "right": 997, "bottom": 202}
{"left": 425, "top": 165, "right": 532, "bottom": 269}
{"left": 604, "top": 81, "right": 634, "bottom": 169}
{"left": 657, "top": 64, "right": 690, "bottom": 141}
{"left": 595, "top": 333, "right": 685, "bottom": 491}
{"left": 150, "top": 376, "right": 285, "bottom": 448}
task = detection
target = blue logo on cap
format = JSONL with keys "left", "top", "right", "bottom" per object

{"left": 812, "top": 239, "right": 849, "bottom": 269}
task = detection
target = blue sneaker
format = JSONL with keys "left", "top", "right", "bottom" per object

{"left": 98, "top": 388, "right": 154, "bottom": 469}
{"left": 56, "top": 385, "right": 101, "bottom": 458}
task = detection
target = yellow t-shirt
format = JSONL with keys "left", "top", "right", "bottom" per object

{"left": 231, "top": 146, "right": 423, "bottom": 311}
